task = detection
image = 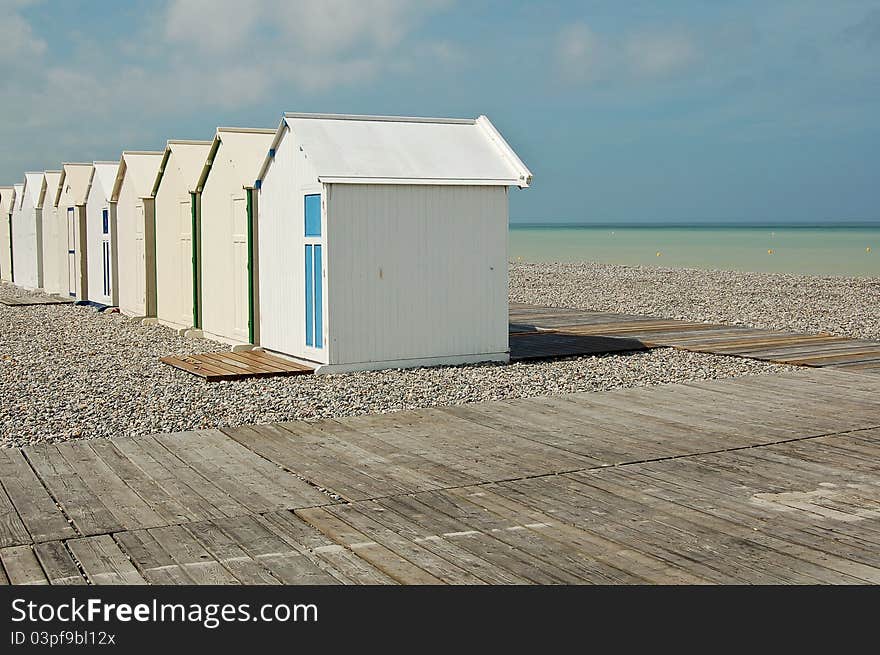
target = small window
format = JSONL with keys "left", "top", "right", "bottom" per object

{"left": 304, "top": 194, "right": 321, "bottom": 237}
{"left": 102, "top": 209, "right": 109, "bottom": 235}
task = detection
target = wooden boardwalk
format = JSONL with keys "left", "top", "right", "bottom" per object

{"left": 510, "top": 302, "right": 880, "bottom": 373}
{"left": 0, "top": 295, "right": 74, "bottom": 307}
{"left": 160, "top": 350, "right": 313, "bottom": 381}
{"left": 1, "top": 367, "right": 879, "bottom": 585}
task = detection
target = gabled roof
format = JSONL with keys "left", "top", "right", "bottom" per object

{"left": 256, "top": 112, "right": 532, "bottom": 188}
{"left": 55, "top": 163, "right": 93, "bottom": 208}
{"left": 22, "top": 172, "right": 44, "bottom": 208}
{"left": 13, "top": 184, "right": 24, "bottom": 211}
{"left": 0, "top": 187, "right": 14, "bottom": 215}
{"left": 151, "top": 140, "right": 212, "bottom": 197}
{"left": 110, "top": 151, "right": 163, "bottom": 202}
{"left": 39, "top": 171, "right": 62, "bottom": 210}
{"left": 86, "top": 162, "right": 119, "bottom": 205}
{"left": 195, "top": 127, "right": 276, "bottom": 193}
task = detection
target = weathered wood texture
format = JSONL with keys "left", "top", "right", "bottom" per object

{"left": 0, "top": 295, "right": 74, "bottom": 306}
{"left": 509, "top": 302, "right": 880, "bottom": 372}
{"left": 160, "top": 350, "right": 313, "bottom": 381}
{"left": 1, "top": 367, "right": 878, "bottom": 585}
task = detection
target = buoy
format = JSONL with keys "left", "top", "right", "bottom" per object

{"left": 767, "top": 249, "right": 774, "bottom": 255}
{"left": 656, "top": 251, "right": 661, "bottom": 257}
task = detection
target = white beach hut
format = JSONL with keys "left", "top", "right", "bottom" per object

{"left": 85, "top": 162, "right": 120, "bottom": 306}
{"left": 255, "top": 113, "right": 531, "bottom": 373}
{"left": 8, "top": 183, "right": 23, "bottom": 283}
{"left": 195, "top": 127, "right": 275, "bottom": 346}
{"left": 0, "top": 186, "right": 14, "bottom": 283}
{"left": 12, "top": 172, "right": 45, "bottom": 290}
{"left": 55, "top": 163, "right": 94, "bottom": 299}
{"left": 39, "top": 171, "right": 64, "bottom": 295}
{"left": 152, "top": 140, "right": 212, "bottom": 332}
{"left": 112, "top": 151, "right": 163, "bottom": 318}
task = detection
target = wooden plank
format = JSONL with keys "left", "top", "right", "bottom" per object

{"left": 297, "top": 506, "right": 444, "bottom": 584}
{"left": 67, "top": 535, "right": 148, "bottom": 585}
{"left": 374, "top": 494, "right": 575, "bottom": 584}
{"left": 333, "top": 499, "right": 528, "bottom": 584}
{"left": 0, "top": 545, "right": 49, "bottom": 585}
{"left": 183, "top": 520, "right": 281, "bottom": 585}
{"left": 192, "top": 430, "right": 329, "bottom": 508}
{"left": 33, "top": 541, "right": 86, "bottom": 585}
{"left": 110, "top": 436, "right": 235, "bottom": 522}
{"left": 323, "top": 503, "right": 488, "bottom": 584}
{"left": 89, "top": 440, "right": 197, "bottom": 526}
{"left": 0, "top": 449, "right": 76, "bottom": 543}
{"left": 208, "top": 514, "right": 339, "bottom": 585}
{"left": 54, "top": 442, "right": 165, "bottom": 531}
{"left": 161, "top": 351, "right": 313, "bottom": 381}
{"left": 146, "top": 525, "right": 240, "bottom": 585}
{"left": 154, "top": 430, "right": 295, "bottom": 512}
{"left": 23, "top": 444, "right": 123, "bottom": 536}
{"left": 156, "top": 429, "right": 328, "bottom": 512}
{"left": 259, "top": 511, "right": 396, "bottom": 585}
{"left": 246, "top": 350, "right": 313, "bottom": 371}
{"left": 0, "top": 479, "right": 31, "bottom": 548}
{"left": 160, "top": 355, "right": 234, "bottom": 381}
{"left": 114, "top": 529, "right": 194, "bottom": 585}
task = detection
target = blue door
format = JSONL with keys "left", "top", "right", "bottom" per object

{"left": 101, "top": 209, "right": 111, "bottom": 298}
{"left": 67, "top": 207, "right": 76, "bottom": 297}
{"left": 304, "top": 194, "right": 323, "bottom": 348}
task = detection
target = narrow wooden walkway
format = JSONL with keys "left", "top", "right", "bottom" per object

{"left": 1, "top": 367, "right": 879, "bottom": 584}
{"left": 160, "top": 350, "right": 313, "bottom": 381}
{"left": 0, "top": 295, "right": 73, "bottom": 306}
{"left": 510, "top": 302, "right": 880, "bottom": 373}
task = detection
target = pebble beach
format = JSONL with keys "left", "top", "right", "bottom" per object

{"left": 5, "top": 262, "right": 861, "bottom": 448}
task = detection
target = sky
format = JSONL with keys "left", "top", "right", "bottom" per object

{"left": 1, "top": 0, "right": 879, "bottom": 224}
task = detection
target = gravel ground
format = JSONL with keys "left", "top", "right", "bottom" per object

{"left": 0, "top": 280, "right": 794, "bottom": 447}
{"left": 511, "top": 261, "right": 880, "bottom": 340}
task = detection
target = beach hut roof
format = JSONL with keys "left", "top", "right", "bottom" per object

{"left": 151, "top": 140, "right": 213, "bottom": 197}
{"left": 256, "top": 112, "right": 532, "bottom": 189}
{"left": 110, "top": 151, "right": 163, "bottom": 202}
{"left": 86, "top": 162, "right": 120, "bottom": 204}
{"left": 13, "top": 183, "right": 24, "bottom": 211}
{"left": 39, "top": 171, "right": 62, "bottom": 209}
{"left": 22, "top": 172, "right": 44, "bottom": 208}
{"left": 0, "top": 186, "right": 14, "bottom": 215}
{"left": 54, "top": 163, "right": 93, "bottom": 208}
{"left": 195, "top": 127, "right": 276, "bottom": 193}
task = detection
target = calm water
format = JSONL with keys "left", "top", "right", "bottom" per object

{"left": 509, "top": 225, "right": 880, "bottom": 277}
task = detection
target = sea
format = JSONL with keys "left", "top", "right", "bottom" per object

{"left": 509, "top": 224, "right": 880, "bottom": 277}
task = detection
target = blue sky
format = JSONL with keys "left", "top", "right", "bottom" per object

{"left": 1, "top": 0, "right": 879, "bottom": 223}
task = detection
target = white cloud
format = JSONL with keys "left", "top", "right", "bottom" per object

{"left": 556, "top": 23, "right": 603, "bottom": 82}
{"left": 0, "top": 1, "right": 46, "bottom": 62}
{"left": 625, "top": 31, "right": 696, "bottom": 77}
{"left": 555, "top": 22, "right": 698, "bottom": 84}
{"left": 165, "top": 0, "right": 259, "bottom": 53}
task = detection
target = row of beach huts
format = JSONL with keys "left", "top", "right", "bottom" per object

{"left": 0, "top": 113, "right": 531, "bottom": 373}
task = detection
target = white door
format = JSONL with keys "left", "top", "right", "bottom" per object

{"left": 180, "top": 200, "right": 192, "bottom": 326}
{"left": 232, "top": 197, "right": 248, "bottom": 340}
{"left": 135, "top": 204, "right": 145, "bottom": 309}
{"left": 66, "top": 207, "right": 76, "bottom": 297}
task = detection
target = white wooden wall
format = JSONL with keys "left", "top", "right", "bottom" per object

{"left": 116, "top": 179, "right": 149, "bottom": 317}
{"left": 200, "top": 147, "right": 249, "bottom": 345}
{"left": 40, "top": 201, "right": 64, "bottom": 295}
{"left": 12, "top": 193, "right": 42, "bottom": 290}
{"left": 155, "top": 156, "right": 194, "bottom": 330}
{"left": 86, "top": 177, "right": 114, "bottom": 305}
{"left": 326, "top": 184, "right": 509, "bottom": 367}
{"left": 0, "top": 212, "right": 11, "bottom": 282}
{"left": 257, "top": 127, "right": 325, "bottom": 362}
